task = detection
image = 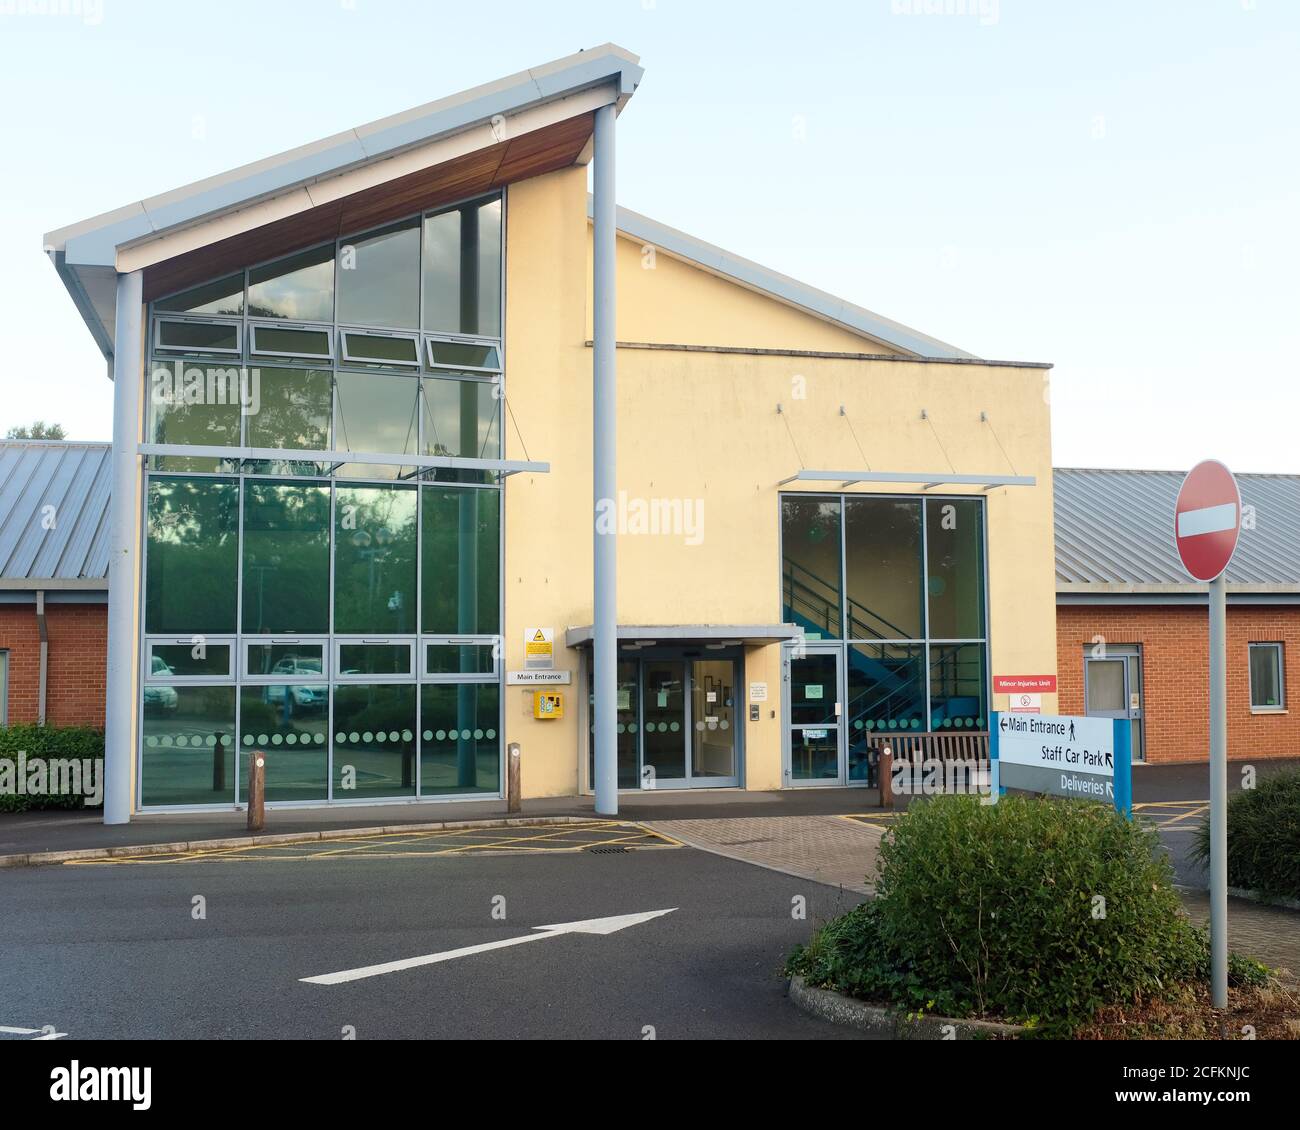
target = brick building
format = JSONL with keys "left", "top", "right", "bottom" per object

{"left": 1055, "top": 468, "right": 1299, "bottom": 764}
{"left": 0, "top": 441, "right": 109, "bottom": 728}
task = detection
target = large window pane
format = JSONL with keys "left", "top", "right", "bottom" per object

{"left": 334, "top": 485, "right": 417, "bottom": 634}
{"left": 929, "top": 643, "right": 987, "bottom": 730}
{"left": 145, "top": 476, "right": 238, "bottom": 633}
{"left": 332, "top": 683, "right": 416, "bottom": 799}
{"left": 334, "top": 370, "right": 419, "bottom": 478}
{"left": 423, "top": 197, "right": 502, "bottom": 337}
{"left": 238, "top": 685, "right": 329, "bottom": 802}
{"left": 148, "top": 359, "right": 243, "bottom": 471}
{"left": 420, "top": 683, "right": 499, "bottom": 795}
{"left": 248, "top": 244, "right": 334, "bottom": 322}
{"left": 926, "top": 498, "right": 985, "bottom": 639}
{"left": 782, "top": 496, "right": 842, "bottom": 639}
{"left": 141, "top": 685, "right": 236, "bottom": 806}
{"left": 338, "top": 219, "right": 420, "bottom": 329}
{"left": 242, "top": 481, "right": 331, "bottom": 634}
{"left": 245, "top": 367, "right": 332, "bottom": 455}
{"left": 421, "top": 487, "right": 499, "bottom": 634}
{"left": 848, "top": 644, "right": 925, "bottom": 734}
{"left": 844, "top": 498, "right": 923, "bottom": 640}
{"left": 421, "top": 375, "right": 501, "bottom": 459}
{"left": 155, "top": 274, "right": 244, "bottom": 317}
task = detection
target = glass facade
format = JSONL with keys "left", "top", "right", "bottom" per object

{"left": 782, "top": 494, "right": 989, "bottom": 741}
{"left": 139, "top": 193, "right": 505, "bottom": 807}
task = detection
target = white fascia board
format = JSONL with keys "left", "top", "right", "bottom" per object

{"left": 46, "top": 43, "right": 644, "bottom": 268}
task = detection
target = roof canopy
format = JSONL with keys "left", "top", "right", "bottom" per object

{"left": 45, "top": 44, "right": 643, "bottom": 365}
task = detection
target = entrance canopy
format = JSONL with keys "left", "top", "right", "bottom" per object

{"left": 779, "top": 469, "right": 1037, "bottom": 492}
{"left": 565, "top": 624, "right": 800, "bottom": 649}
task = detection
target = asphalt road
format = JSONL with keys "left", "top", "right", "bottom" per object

{"left": 0, "top": 846, "right": 867, "bottom": 1040}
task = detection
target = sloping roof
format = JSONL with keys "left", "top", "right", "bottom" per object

{"left": 0, "top": 442, "right": 111, "bottom": 587}
{"left": 593, "top": 200, "right": 975, "bottom": 360}
{"left": 45, "top": 44, "right": 644, "bottom": 363}
{"left": 1054, "top": 467, "right": 1300, "bottom": 590}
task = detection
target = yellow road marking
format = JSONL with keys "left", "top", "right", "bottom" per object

{"left": 64, "top": 820, "right": 677, "bottom": 865}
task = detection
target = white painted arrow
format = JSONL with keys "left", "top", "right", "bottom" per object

{"left": 300, "top": 908, "right": 678, "bottom": 986}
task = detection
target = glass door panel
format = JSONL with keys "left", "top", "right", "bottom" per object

{"left": 588, "top": 660, "right": 640, "bottom": 789}
{"left": 690, "top": 659, "right": 737, "bottom": 780}
{"left": 642, "top": 660, "right": 687, "bottom": 784}
{"left": 789, "top": 648, "right": 842, "bottom": 784}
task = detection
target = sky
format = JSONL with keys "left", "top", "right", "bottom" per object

{"left": 0, "top": 0, "right": 1296, "bottom": 472}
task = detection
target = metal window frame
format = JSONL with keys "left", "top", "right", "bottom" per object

{"left": 339, "top": 327, "right": 422, "bottom": 369}
{"left": 777, "top": 489, "right": 992, "bottom": 784}
{"left": 421, "top": 636, "right": 501, "bottom": 682}
{"left": 152, "top": 314, "right": 242, "bottom": 356}
{"left": 135, "top": 188, "right": 509, "bottom": 812}
{"left": 241, "top": 637, "right": 330, "bottom": 682}
{"left": 249, "top": 320, "right": 335, "bottom": 362}
{"left": 145, "top": 637, "right": 236, "bottom": 682}
{"left": 424, "top": 335, "right": 502, "bottom": 374}
{"left": 333, "top": 638, "right": 418, "bottom": 682}
{"left": 1248, "top": 641, "right": 1286, "bottom": 710}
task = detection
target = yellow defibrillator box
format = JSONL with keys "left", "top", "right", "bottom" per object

{"left": 533, "top": 691, "right": 564, "bottom": 720}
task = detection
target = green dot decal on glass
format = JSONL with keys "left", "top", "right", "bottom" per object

{"left": 435, "top": 730, "right": 446, "bottom": 741}
{"left": 486, "top": 730, "right": 496, "bottom": 740}
{"left": 423, "top": 730, "right": 433, "bottom": 741}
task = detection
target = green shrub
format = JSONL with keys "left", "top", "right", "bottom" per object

{"left": 1192, "top": 771, "right": 1300, "bottom": 900}
{"left": 0, "top": 724, "right": 105, "bottom": 812}
{"left": 789, "top": 795, "right": 1233, "bottom": 1034}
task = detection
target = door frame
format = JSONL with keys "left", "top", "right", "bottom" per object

{"left": 1084, "top": 648, "right": 1145, "bottom": 762}
{"left": 782, "top": 641, "right": 849, "bottom": 787}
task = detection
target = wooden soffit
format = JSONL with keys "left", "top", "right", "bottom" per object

{"left": 142, "top": 111, "right": 594, "bottom": 303}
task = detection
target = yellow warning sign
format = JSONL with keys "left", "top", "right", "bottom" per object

{"left": 524, "top": 627, "right": 554, "bottom": 669}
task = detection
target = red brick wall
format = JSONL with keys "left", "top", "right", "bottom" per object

{"left": 0, "top": 602, "right": 107, "bottom": 728}
{"left": 1057, "top": 604, "right": 1299, "bottom": 763}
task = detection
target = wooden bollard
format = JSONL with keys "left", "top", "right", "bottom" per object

{"left": 878, "top": 744, "right": 893, "bottom": 809}
{"left": 507, "top": 742, "right": 521, "bottom": 814}
{"left": 247, "top": 751, "right": 266, "bottom": 832}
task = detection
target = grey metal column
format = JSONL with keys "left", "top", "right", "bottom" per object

{"left": 1208, "top": 572, "right": 1228, "bottom": 1007}
{"left": 592, "top": 102, "right": 618, "bottom": 816}
{"left": 104, "top": 270, "right": 144, "bottom": 825}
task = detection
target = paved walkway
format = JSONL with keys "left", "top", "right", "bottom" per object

{"left": 1179, "top": 891, "right": 1299, "bottom": 984}
{"left": 647, "top": 815, "right": 883, "bottom": 894}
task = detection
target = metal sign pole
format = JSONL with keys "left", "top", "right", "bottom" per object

{"left": 1208, "top": 572, "right": 1229, "bottom": 1008}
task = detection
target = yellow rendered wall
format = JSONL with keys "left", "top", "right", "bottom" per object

{"left": 506, "top": 169, "right": 1057, "bottom": 797}
{"left": 588, "top": 230, "right": 906, "bottom": 355}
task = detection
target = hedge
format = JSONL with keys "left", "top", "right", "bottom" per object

{"left": 0, "top": 724, "right": 105, "bottom": 812}
{"left": 1193, "top": 770, "right": 1300, "bottom": 900}
{"left": 788, "top": 794, "right": 1267, "bottom": 1035}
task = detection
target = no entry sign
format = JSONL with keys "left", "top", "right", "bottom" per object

{"left": 1174, "top": 460, "right": 1241, "bottom": 582}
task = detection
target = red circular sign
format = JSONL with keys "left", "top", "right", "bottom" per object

{"left": 1174, "top": 460, "right": 1241, "bottom": 582}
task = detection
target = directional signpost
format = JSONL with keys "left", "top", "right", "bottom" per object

{"left": 1176, "top": 460, "right": 1243, "bottom": 1010}
{"left": 991, "top": 712, "right": 1132, "bottom": 816}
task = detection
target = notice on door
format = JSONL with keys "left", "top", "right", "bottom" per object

{"left": 524, "top": 627, "right": 554, "bottom": 670}
{"left": 805, "top": 685, "right": 824, "bottom": 700}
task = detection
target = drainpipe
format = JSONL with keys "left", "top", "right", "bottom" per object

{"left": 592, "top": 102, "right": 618, "bottom": 816}
{"left": 36, "top": 590, "right": 47, "bottom": 725}
{"left": 104, "top": 270, "right": 144, "bottom": 825}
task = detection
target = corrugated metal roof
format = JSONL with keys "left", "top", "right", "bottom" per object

{"left": 1055, "top": 467, "right": 1300, "bottom": 587}
{"left": 0, "top": 441, "right": 111, "bottom": 585}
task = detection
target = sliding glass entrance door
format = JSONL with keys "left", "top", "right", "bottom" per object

{"left": 588, "top": 654, "right": 742, "bottom": 789}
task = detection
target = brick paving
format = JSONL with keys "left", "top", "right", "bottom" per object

{"left": 1178, "top": 891, "right": 1300, "bottom": 985}
{"left": 646, "top": 815, "right": 882, "bottom": 894}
